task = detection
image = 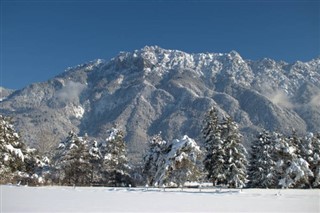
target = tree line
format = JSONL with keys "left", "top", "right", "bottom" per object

{"left": 202, "top": 107, "right": 319, "bottom": 189}
{"left": 0, "top": 108, "right": 319, "bottom": 188}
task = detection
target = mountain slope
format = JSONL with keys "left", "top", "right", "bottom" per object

{"left": 1, "top": 46, "right": 319, "bottom": 160}
{"left": 0, "top": 87, "right": 14, "bottom": 101}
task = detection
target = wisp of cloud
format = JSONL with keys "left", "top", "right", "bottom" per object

{"left": 55, "top": 81, "right": 86, "bottom": 103}
{"left": 268, "top": 90, "right": 293, "bottom": 109}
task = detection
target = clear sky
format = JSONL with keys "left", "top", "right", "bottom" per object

{"left": 1, "top": 0, "right": 319, "bottom": 89}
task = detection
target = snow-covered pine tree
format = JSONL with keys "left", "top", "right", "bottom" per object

{"left": 202, "top": 107, "right": 222, "bottom": 185}
{"left": 101, "top": 127, "right": 132, "bottom": 187}
{"left": 52, "top": 131, "right": 77, "bottom": 183}
{"left": 202, "top": 108, "right": 248, "bottom": 188}
{"left": 0, "top": 115, "right": 26, "bottom": 183}
{"left": 24, "top": 149, "right": 52, "bottom": 185}
{"left": 248, "top": 130, "right": 276, "bottom": 188}
{"left": 274, "top": 132, "right": 313, "bottom": 188}
{"left": 35, "top": 155, "right": 52, "bottom": 185}
{"left": 303, "top": 133, "right": 320, "bottom": 188}
{"left": 290, "top": 130, "right": 303, "bottom": 157}
{"left": 89, "top": 140, "right": 102, "bottom": 184}
{"left": 143, "top": 132, "right": 167, "bottom": 186}
{"left": 55, "top": 131, "right": 91, "bottom": 186}
{"left": 273, "top": 132, "right": 296, "bottom": 188}
{"left": 153, "top": 135, "right": 202, "bottom": 187}
{"left": 287, "top": 131, "right": 314, "bottom": 188}
{"left": 0, "top": 115, "right": 46, "bottom": 185}
{"left": 221, "top": 117, "right": 248, "bottom": 188}
{"left": 312, "top": 133, "right": 320, "bottom": 188}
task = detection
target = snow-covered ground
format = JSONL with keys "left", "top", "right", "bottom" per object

{"left": 1, "top": 185, "right": 319, "bottom": 212}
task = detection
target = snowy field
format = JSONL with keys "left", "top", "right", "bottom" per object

{"left": 1, "top": 185, "right": 319, "bottom": 213}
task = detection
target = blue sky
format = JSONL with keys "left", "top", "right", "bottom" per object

{"left": 1, "top": 0, "right": 319, "bottom": 89}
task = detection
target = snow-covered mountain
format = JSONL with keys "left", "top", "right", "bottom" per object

{"left": 1, "top": 46, "right": 319, "bottom": 160}
{"left": 0, "top": 87, "right": 14, "bottom": 101}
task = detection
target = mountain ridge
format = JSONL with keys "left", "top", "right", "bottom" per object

{"left": 1, "top": 46, "right": 319, "bottom": 160}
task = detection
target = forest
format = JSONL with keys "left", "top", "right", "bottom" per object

{"left": 0, "top": 107, "right": 319, "bottom": 189}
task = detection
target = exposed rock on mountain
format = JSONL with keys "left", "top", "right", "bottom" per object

{"left": 1, "top": 46, "right": 319, "bottom": 160}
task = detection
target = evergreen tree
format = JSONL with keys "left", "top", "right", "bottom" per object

{"left": 143, "top": 132, "right": 167, "bottom": 186}
{"left": 202, "top": 108, "right": 248, "bottom": 188}
{"left": 290, "top": 130, "right": 303, "bottom": 157}
{"left": 101, "top": 127, "right": 132, "bottom": 186}
{"left": 287, "top": 131, "right": 314, "bottom": 188}
{"left": 0, "top": 115, "right": 26, "bottom": 183}
{"left": 24, "top": 149, "right": 51, "bottom": 185}
{"left": 221, "top": 117, "right": 248, "bottom": 188}
{"left": 274, "top": 132, "right": 313, "bottom": 188}
{"left": 312, "top": 133, "right": 320, "bottom": 188}
{"left": 55, "top": 131, "right": 91, "bottom": 185}
{"left": 303, "top": 133, "right": 320, "bottom": 188}
{"left": 248, "top": 130, "right": 276, "bottom": 188}
{"left": 89, "top": 140, "right": 102, "bottom": 184}
{"left": 153, "top": 135, "right": 202, "bottom": 187}
{"left": 0, "top": 115, "right": 46, "bottom": 185}
{"left": 202, "top": 107, "right": 222, "bottom": 185}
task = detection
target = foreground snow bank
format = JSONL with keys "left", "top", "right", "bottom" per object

{"left": 1, "top": 185, "right": 319, "bottom": 212}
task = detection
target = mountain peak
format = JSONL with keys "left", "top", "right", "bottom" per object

{"left": 141, "top": 45, "right": 164, "bottom": 52}
{"left": 228, "top": 50, "right": 241, "bottom": 58}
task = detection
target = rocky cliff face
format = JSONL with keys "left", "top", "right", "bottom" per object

{"left": 1, "top": 46, "right": 319, "bottom": 160}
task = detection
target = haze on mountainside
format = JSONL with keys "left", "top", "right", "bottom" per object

{"left": 0, "top": 46, "right": 319, "bottom": 160}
